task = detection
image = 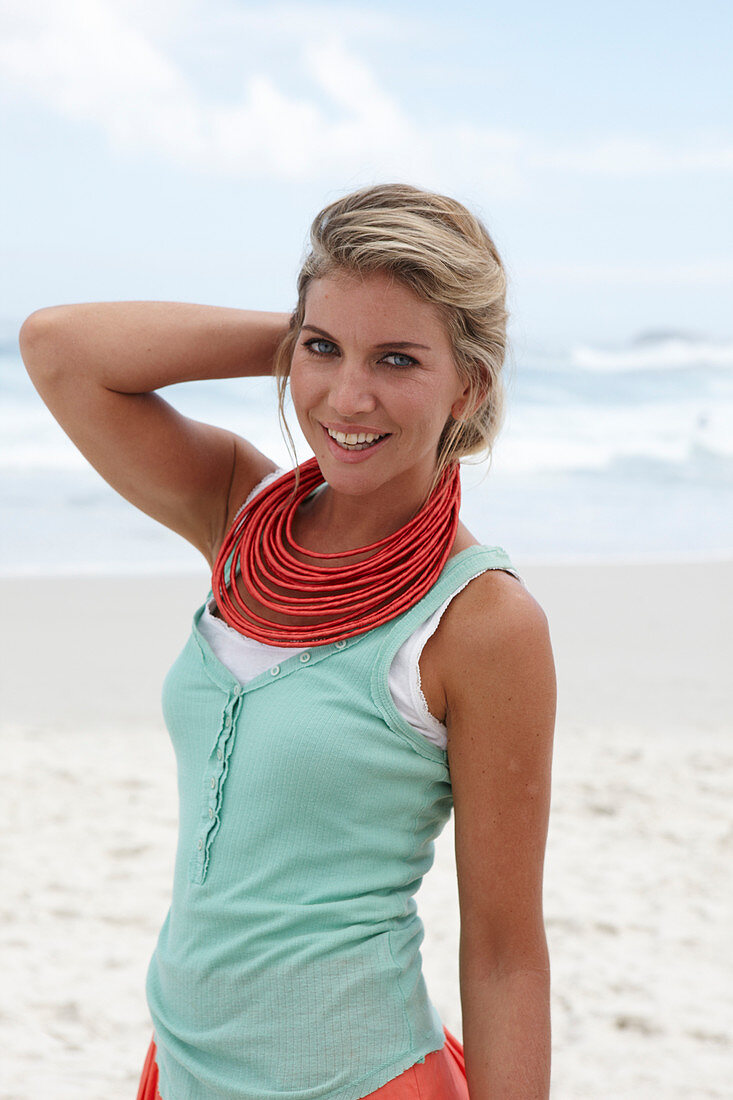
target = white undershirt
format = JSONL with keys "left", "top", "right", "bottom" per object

{"left": 199, "top": 469, "right": 522, "bottom": 751}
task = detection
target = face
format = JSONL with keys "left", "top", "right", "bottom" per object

{"left": 288, "top": 269, "right": 470, "bottom": 505}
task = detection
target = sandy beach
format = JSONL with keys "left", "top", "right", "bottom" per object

{"left": 2, "top": 560, "right": 731, "bottom": 1099}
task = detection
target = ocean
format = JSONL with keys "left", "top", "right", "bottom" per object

{"left": 2, "top": 332, "right": 732, "bottom": 575}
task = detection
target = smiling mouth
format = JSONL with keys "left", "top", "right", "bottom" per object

{"left": 325, "top": 427, "right": 390, "bottom": 451}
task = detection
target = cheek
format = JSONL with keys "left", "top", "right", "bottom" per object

{"left": 287, "top": 360, "right": 313, "bottom": 411}
{"left": 399, "top": 380, "right": 456, "bottom": 428}
{"left": 287, "top": 364, "right": 330, "bottom": 441}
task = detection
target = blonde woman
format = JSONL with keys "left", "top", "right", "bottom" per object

{"left": 21, "top": 183, "right": 556, "bottom": 1100}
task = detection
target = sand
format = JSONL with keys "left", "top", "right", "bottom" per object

{"left": 1, "top": 561, "right": 731, "bottom": 1098}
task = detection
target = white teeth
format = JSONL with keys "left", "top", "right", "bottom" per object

{"left": 327, "top": 427, "right": 385, "bottom": 450}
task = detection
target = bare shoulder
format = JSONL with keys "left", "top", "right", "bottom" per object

{"left": 210, "top": 438, "right": 280, "bottom": 561}
{"left": 418, "top": 564, "right": 554, "bottom": 732}
{"left": 443, "top": 522, "right": 549, "bottom": 642}
{"left": 435, "top": 567, "right": 556, "bottom": 743}
{"left": 441, "top": 567, "right": 550, "bottom": 661}
{"left": 224, "top": 439, "right": 280, "bottom": 526}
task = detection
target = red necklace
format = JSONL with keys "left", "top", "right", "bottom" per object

{"left": 211, "top": 457, "right": 461, "bottom": 645}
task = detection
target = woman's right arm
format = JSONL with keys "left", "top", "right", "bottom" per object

{"left": 19, "top": 302, "right": 291, "bottom": 565}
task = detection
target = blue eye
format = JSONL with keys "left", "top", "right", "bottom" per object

{"left": 304, "top": 338, "right": 337, "bottom": 356}
{"left": 383, "top": 352, "right": 417, "bottom": 368}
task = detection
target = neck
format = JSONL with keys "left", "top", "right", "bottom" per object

{"left": 293, "top": 472, "right": 436, "bottom": 557}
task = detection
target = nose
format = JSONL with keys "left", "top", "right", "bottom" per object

{"left": 328, "top": 358, "right": 377, "bottom": 418}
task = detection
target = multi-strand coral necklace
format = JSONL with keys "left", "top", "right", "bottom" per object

{"left": 211, "top": 457, "right": 461, "bottom": 646}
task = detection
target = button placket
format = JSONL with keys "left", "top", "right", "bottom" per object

{"left": 190, "top": 686, "right": 245, "bottom": 885}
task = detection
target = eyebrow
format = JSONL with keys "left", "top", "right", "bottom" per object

{"left": 300, "top": 324, "right": 431, "bottom": 351}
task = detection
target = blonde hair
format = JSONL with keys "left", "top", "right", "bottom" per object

{"left": 273, "top": 182, "right": 509, "bottom": 493}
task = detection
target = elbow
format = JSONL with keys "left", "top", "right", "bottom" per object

{"left": 459, "top": 921, "right": 551, "bottom": 984}
{"left": 19, "top": 305, "right": 64, "bottom": 349}
{"left": 19, "top": 307, "right": 74, "bottom": 386}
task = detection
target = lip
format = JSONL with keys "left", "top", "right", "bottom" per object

{"left": 319, "top": 422, "right": 392, "bottom": 463}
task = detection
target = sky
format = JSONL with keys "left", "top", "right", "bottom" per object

{"left": 1, "top": 0, "right": 731, "bottom": 349}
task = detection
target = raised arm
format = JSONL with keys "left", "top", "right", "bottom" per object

{"left": 19, "top": 302, "right": 292, "bottom": 564}
{"left": 439, "top": 570, "right": 556, "bottom": 1099}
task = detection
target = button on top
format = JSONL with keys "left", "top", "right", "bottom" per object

{"left": 270, "top": 665, "right": 280, "bottom": 676}
{"left": 335, "top": 640, "right": 347, "bottom": 650}
{"left": 299, "top": 652, "right": 311, "bottom": 663}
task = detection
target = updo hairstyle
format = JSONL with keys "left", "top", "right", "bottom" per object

{"left": 273, "top": 182, "right": 509, "bottom": 492}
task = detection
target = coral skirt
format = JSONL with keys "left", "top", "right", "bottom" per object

{"left": 136, "top": 1026, "right": 468, "bottom": 1100}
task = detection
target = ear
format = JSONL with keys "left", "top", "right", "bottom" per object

{"left": 451, "top": 374, "right": 488, "bottom": 422}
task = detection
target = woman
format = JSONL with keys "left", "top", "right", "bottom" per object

{"left": 20, "top": 183, "right": 556, "bottom": 1099}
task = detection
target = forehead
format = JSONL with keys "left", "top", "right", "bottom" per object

{"left": 303, "top": 270, "right": 450, "bottom": 344}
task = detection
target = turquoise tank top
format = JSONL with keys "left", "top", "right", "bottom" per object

{"left": 145, "top": 544, "right": 522, "bottom": 1100}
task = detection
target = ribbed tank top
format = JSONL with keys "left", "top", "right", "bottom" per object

{"left": 198, "top": 594, "right": 453, "bottom": 747}
{"left": 145, "top": 543, "right": 523, "bottom": 1100}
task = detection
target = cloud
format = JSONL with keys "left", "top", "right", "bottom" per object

{"left": 0, "top": 0, "right": 199, "bottom": 154}
{"left": 0, "top": 0, "right": 731, "bottom": 190}
{"left": 0, "top": 0, "right": 525, "bottom": 192}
